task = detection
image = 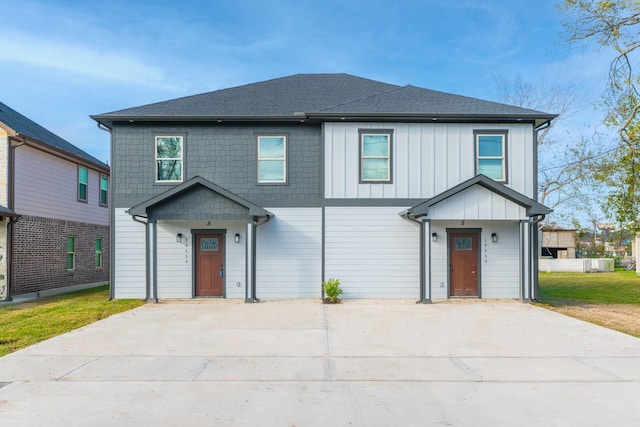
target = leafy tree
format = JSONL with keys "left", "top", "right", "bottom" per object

{"left": 559, "top": 0, "right": 640, "bottom": 230}
{"left": 495, "top": 75, "right": 598, "bottom": 223}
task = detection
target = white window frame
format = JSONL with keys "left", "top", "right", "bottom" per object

{"left": 95, "top": 238, "right": 103, "bottom": 269}
{"left": 155, "top": 136, "right": 184, "bottom": 183}
{"left": 67, "top": 236, "right": 76, "bottom": 271}
{"left": 257, "top": 135, "right": 287, "bottom": 184}
{"left": 360, "top": 131, "right": 392, "bottom": 183}
{"left": 475, "top": 132, "right": 507, "bottom": 183}
{"left": 99, "top": 174, "right": 108, "bottom": 207}
{"left": 77, "top": 166, "right": 88, "bottom": 202}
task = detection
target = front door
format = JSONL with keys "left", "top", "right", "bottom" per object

{"left": 449, "top": 232, "right": 479, "bottom": 297}
{"left": 195, "top": 234, "right": 224, "bottom": 297}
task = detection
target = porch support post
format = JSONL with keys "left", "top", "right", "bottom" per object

{"left": 245, "top": 220, "right": 254, "bottom": 303}
{"left": 150, "top": 220, "right": 158, "bottom": 303}
{"left": 520, "top": 220, "right": 531, "bottom": 302}
{"left": 422, "top": 219, "right": 432, "bottom": 303}
{"left": 530, "top": 221, "right": 540, "bottom": 301}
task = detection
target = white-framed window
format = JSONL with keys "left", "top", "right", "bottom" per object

{"left": 257, "top": 136, "right": 287, "bottom": 183}
{"left": 77, "top": 166, "right": 88, "bottom": 202}
{"left": 95, "top": 238, "right": 103, "bottom": 269}
{"left": 360, "top": 130, "right": 392, "bottom": 183}
{"left": 66, "top": 236, "right": 76, "bottom": 270}
{"left": 476, "top": 132, "right": 507, "bottom": 182}
{"left": 99, "top": 174, "right": 108, "bottom": 206}
{"left": 155, "top": 136, "right": 183, "bottom": 182}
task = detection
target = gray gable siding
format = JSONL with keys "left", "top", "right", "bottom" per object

{"left": 147, "top": 185, "right": 248, "bottom": 221}
{"left": 113, "top": 123, "right": 320, "bottom": 208}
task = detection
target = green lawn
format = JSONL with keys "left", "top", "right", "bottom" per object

{"left": 538, "top": 270, "right": 640, "bottom": 305}
{"left": 0, "top": 285, "right": 146, "bottom": 357}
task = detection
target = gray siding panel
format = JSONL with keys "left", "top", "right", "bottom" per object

{"left": 112, "top": 124, "right": 321, "bottom": 208}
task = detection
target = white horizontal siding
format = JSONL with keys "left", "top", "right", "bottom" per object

{"left": 324, "top": 122, "right": 535, "bottom": 200}
{"left": 429, "top": 220, "right": 521, "bottom": 299}
{"left": 325, "top": 207, "right": 420, "bottom": 298}
{"left": 14, "top": 146, "right": 108, "bottom": 225}
{"left": 114, "top": 208, "right": 146, "bottom": 298}
{"left": 156, "top": 221, "right": 246, "bottom": 299}
{"left": 256, "top": 208, "right": 322, "bottom": 298}
{"left": 427, "top": 185, "right": 527, "bottom": 220}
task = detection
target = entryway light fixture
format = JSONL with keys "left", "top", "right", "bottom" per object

{"left": 235, "top": 233, "right": 240, "bottom": 244}
{"left": 176, "top": 233, "right": 183, "bottom": 243}
{"left": 431, "top": 232, "right": 438, "bottom": 243}
{"left": 491, "top": 233, "right": 498, "bottom": 243}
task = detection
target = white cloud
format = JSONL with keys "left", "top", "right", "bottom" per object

{"left": 0, "top": 32, "right": 172, "bottom": 89}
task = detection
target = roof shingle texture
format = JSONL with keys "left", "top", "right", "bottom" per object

{"left": 0, "top": 101, "right": 106, "bottom": 167}
{"left": 94, "top": 73, "right": 552, "bottom": 120}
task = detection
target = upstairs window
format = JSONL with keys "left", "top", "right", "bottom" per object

{"left": 476, "top": 131, "right": 507, "bottom": 182}
{"left": 78, "top": 166, "right": 88, "bottom": 202}
{"left": 99, "top": 174, "right": 109, "bottom": 206}
{"left": 155, "top": 136, "right": 183, "bottom": 182}
{"left": 257, "top": 136, "right": 287, "bottom": 183}
{"left": 360, "top": 130, "right": 392, "bottom": 183}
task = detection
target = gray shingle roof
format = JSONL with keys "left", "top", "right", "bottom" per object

{"left": 0, "top": 101, "right": 107, "bottom": 168}
{"left": 92, "top": 73, "right": 555, "bottom": 126}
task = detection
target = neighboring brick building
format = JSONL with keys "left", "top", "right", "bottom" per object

{"left": 0, "top": 101, "right": 109, "bottom": 298}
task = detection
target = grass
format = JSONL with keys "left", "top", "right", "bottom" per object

{"left": 538, "top": 269, "right": 640, "bottom": 306}
{"left": 0, "top": 285, "right": 146, "bottom": 357}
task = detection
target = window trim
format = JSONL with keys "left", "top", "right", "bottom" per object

{"left": 474, "top": 130, "right": 508, "bottom": 183}
{"left": 77, "top": 166, "right": 88, "bottom": 203}
{"left": 95, "top": 238, "right": 103, "bottom": 269}
{"left": 66, "top": 236, "right": 76, "bottom": 271}
{"left": 257, "top": 135, "right": 288, "bottom": 184}
{"left": 155, "top": 135, "right": 184, "bottom": 183}
{"left": 99, "top": 174, "right": 109, "bottom": 207}
{"left": 359, "top": 129, "right": 393, "bottom": 184}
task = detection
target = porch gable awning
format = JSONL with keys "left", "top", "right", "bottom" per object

{"left": 405, "top": 174, "right": 551, "bottom": 218}
{"left": 128, "top": 175, "right": 273, "bottom": 221}
{"left": 0, "top": 204, "right": 19, "bottom": 218}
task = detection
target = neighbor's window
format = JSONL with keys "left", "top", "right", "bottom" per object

{"left": 99, "top": 174, "right": 109, "bottom": 206}
{"left": 257, "top": 136, "right": 287, "bottom": 183}
{"left": 78, "top": 166, "right": 88, "bottom": 202}
{"left": 360, "top": 130, "right": 392, "bottom": 182}
{"left": 95, "top": 238, "right": 103, "bottom": 269}
{"left": 155, "top": 136, "right": 183, "bottom": 182}
{"left": 476, "top": 132, "right": 507, "bottom": 182}
{"left": 67, "top": 236, "right": 76, "bottom": 270}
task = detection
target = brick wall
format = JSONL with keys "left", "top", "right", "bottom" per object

{"left": 11, "top": 215, "right": 109, "bottom": 295}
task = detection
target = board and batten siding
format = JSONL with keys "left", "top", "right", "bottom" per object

{"left": 156, "top": 220, "right": 246, "bottom": 299}
{"left": 113, "top": 208, "right": 146, "bottom": 298}
{"left": 427, "top": 185, "right": 527, "bottom": 220}
{"left": 14, "top": 145, "right": 108, "bottom": 225}
{"left": 324, "top": 122, "right": 535, "bottom": 200}
{"left": 324, "top": 206, "right": 420, "bottom": 298}
{"left": 429, "top": 220, "right": 521, "bottom": 299}
{"left": 256, "top": 208, "right": 321, "bottom": 298}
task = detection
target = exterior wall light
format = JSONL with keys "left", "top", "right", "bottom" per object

{"left": 176, "top": 233, "right": 183, "bottom": 243}
{"left": 235, "top": 233, "right": 240, "bottom": 243}
{"left": 491, "top": 233, "right": 498, "bottom": 243}
{"left": 431, "top": 232, "right": 438, "bottom": 243}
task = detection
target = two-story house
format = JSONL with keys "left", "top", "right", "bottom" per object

{"left": 0, "top": 101, "right": 110, "bottom": 300}
{"left": 92, "top": 74, "right": 553, "bottom": 302}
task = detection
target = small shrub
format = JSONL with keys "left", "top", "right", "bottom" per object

{"left": 322, "top": 278, "right": 343, "bottom": 303}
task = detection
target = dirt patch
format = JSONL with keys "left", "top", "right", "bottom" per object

{"left": 544, "top": 304, "right": 640, "bottom": 338}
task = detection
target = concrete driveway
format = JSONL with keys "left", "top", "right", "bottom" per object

{"left": 1, "top": 299, "right": 639, "bottom": 426}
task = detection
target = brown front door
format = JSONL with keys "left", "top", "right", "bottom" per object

{"left": 195, "top": 234, "right": 224, "bottom": 297}
{"left": 449, "top": 232, "right": 479, "bottom": 297}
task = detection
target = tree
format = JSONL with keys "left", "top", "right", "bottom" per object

{"left": 495, "top": 75, "right": 598, "bottom": 223}
{"left": 559, "top": 0, "right": 640, "bottom": 230}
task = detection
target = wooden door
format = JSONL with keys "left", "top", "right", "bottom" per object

{"left": 195, "top": 234, "right": 224, "bottom": 297}
{"left": 449, "top": 232, "right": 479, "bottom": 297}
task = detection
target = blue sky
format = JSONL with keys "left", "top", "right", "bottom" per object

{"left": 0, "top": 0, "right": 610, "bottom": 167}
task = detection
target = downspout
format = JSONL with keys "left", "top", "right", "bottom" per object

{"left": 131, "top": 215, "right": 151, "bottom": 302}
{"left": 250, "top": 214, "right": 272, "bottom": 303}
{"left": 5, "top": 137, "right": 25, "bottom": 302}
{"left": 400, "top": 210, "right": 429, "bottom": 304}
{"left": 529, "top": 213, "right": 546, "bottom": 301}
